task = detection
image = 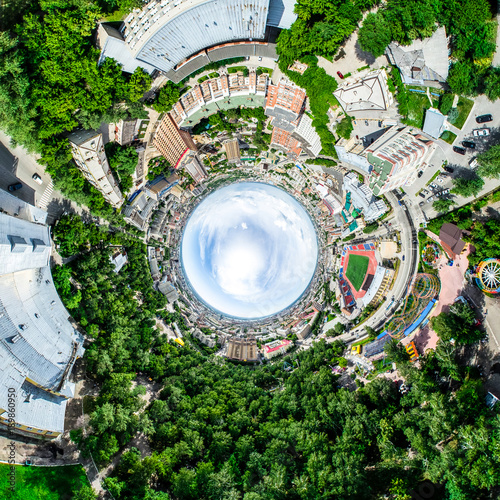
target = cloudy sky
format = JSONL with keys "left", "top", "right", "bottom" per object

{"left": 181, "top": 182, "right": 318, "bottom": 319}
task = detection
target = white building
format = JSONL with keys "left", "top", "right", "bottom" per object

{"left": 68, "top": 130, "right": 123, "bottom": 208}
{"left": 386, "top": 27, "right": 450, "bottom": 87}
{"left": 333, "top": 69, "right": 393, "bottom": 113}
{"left": 366, "top": 126, "right": 435, "bottom": 195}
{"left": 343, "top": 172, "right": 387, "bottom": 222}
{"left": 97, "top": 0, "right": 296, "bottom": 81}
{"left": 0, "top": 191, "right": 84, "bottom": 438}
{"left": 292, "top": 113, "right": 322, "bottom": 156}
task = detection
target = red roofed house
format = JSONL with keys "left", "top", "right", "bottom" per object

{"left": 263, "top": 339, "right": 292, "bottom": 360}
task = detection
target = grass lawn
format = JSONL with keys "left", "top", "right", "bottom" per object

{"left": 0, "top": 464, "right": 89, "bottom": 499}
{"left": 102, "top": 10, "right": 126, "bottom": 22}
{"left": 451, "top": 97, "right": 474, "bottom": 129}
{"left": 403, "top": 93, "right": 439, "bottom": 129}
{"left": 345, "top": 254, "right": 369, "bottom": 291}
{"left": 440, "top": 130, "right": 457, "bottom": 144}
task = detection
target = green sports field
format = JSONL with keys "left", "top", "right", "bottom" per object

{"left": 0, "top": 464, "right": 90, "bottom": 500}
{"left": 345, "top": 254, "right": 369, "bottom": 291}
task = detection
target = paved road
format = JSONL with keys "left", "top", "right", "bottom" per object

{"left": 0, "top": 130, "right": 83, "bottom": 223}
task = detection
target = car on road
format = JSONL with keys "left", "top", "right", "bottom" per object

{"left": 444, "top": 166, "right": 454, "bottom": 173}
{"left": 8, "top": 182, "right": 22, "bottom": 191}
{"left": 32, "top": 173, "right": 43, "bottom": 185}
{"left": 378, "top": 121, "right": 382, "bottom": 128}
{"left": 462, "top": 141, "right": 476, "bottom": 149}
{"left": 453, "top": 146, "right": 466, "bottom": 155}
{"left": 337, "top": 71, "right": 344, "bottom": 79}
{"left": 402, "top": 255, "right": 405, "bottom": 261}
{"left": 418, "top": 170, "right": 423, "bottom": 178}
{"left": 476, "top": 114, "right": 493, "bottom": 123}
{"left": 473, "top": 128, "right": 490, "bottom": 137}
{"left": 365, "top": 120, "right": 369, "bottom": 126}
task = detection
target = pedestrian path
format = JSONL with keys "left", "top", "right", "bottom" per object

{"left": 38, "top": 180, "right": 54, "bottom": 210}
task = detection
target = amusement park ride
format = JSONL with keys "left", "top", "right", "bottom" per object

{"left": 473, "top": 258, "right": 500, "bottom": 294}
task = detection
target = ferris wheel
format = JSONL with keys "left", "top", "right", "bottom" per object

{"left": 476, "top": 258, "right": 500, "bottom": 294}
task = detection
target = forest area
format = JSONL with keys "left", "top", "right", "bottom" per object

{"left": 50, "top": 215, "right": 500, "bottom": 500}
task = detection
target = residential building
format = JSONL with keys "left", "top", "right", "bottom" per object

{"left": 158, "top": 281, "right": 179, "bottom": 303}
{"left": 114, "top": 118, "right": 137, "bottom": 145}
{"left": 386, "top": 27, "right": 449, "bottom": 87}
{"left": 262, "top": 339, "right": 292, "bottom": 359}
{"left": 110, "top": 249, "right": 128, "bottom": 272}
{"left": 182, "top": 155, "right": 208, "bottom": 184}
{"left": 122, "top": 190, "right": 156, "bottom": 230}
{"left": 226, "top": 336, "right": 258, "bottom": 362}
{"left": 169, "top": 72, "right": 269, "bottom": 127}
{"left": 266, "top": 79, "right": 306, "bottom": 131}
{"left": 423, "top": 108, "right": 446, "bottom": 139}
{"left": 271, "top": 127, "right": 302, "bottom": 157}
{"left": 333, "top": 69, "right": 393, "bottom": 113}
{"left": 334, "top": 137, "right": 372, "bottom": 174}
{"left": 153, "top": 114, "right": 197, "bottom": 168}
{"left": 343, "top": 172, "right": 388, "bottom": 222}
{"left": 68, "top": 130, "right": 123, "bottom": 207}
{"left": 366, "top": 126, "right": 435, "bottom": 195}
{"left": 224, "top": 139, "right": 241, "bottom": 163}
{"left": 0, "top": 194, "right": 84, "bottom": 438}
{"left": 291, "top": 113, "right": 322, "bottom": 156}
{"left": 97, "top": 0, "right": 295, "bottom": 81}
{"left": 144, "top": 173, "right": 180, "bottom": 201}
{"left": 193, "top": 329, "right": 216, "bottom": 348}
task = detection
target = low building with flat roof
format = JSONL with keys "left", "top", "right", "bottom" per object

{"left": 224, "top": 139, "right": 241, "bottom": 163}
{"left": 226, "top": 336, "right": 258, "bottom": 362}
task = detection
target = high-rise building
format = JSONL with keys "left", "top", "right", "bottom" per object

{"left": 223, "top": 139, "right": 241, "bottom": 163}
{"left": 0, "top": 189, "right": 85, "bottom": 438}
{"left": 68, "top": 130, "right": 124, "bottom": 207}
{"left": 265, "top": 79, "right": 306, "bottom": 131}
{"left": 182, "top": 155, "right": 208, "bottom": 184}
{"left": 153, "top": 114, "right": 197, "bottom": 168}
{"left": 291, "top": 113, "right": 322, "bottom": 157}
{"left": 270, "top": 127, "right": 302, "bottom": 157}
{"left": 366, "top": 126, "right": 435, "bottom": 195}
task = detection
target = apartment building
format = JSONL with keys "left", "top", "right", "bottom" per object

{"left": 68, "top": 130, "right": 123, "bottom": 207}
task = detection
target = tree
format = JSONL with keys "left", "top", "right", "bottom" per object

{"left": 365, "top": 326, "right": 377, "bottom": 340}
{"left": 447, "top": 61, "right": 478, "bottom": 96}
{"left": 73, "top": 485, "right": 98, "bottom": 500}
{"left": 152, "top": 81, "right": 180, "bottom": 113}
{"left": 336, "top": 115, "right": 353, "bottom": 140}
{"left": 433, "top": 198, "right": 457, "bottom": 213}
{"left": 358, "top": 12, "right": 392, "bottom": 57}
{"left": 383, "top": 338, "right": 409, "bottom": 364}
{"left": 127, "top": 67, "right": 152, "bottom": 102}
{"left": 334, "top": 322, "right": 346, "bottom": 335}
{"left": 483, "top": 67, "right": 500, "bottom": 101}
{"left": 451, "top": 175, "right": 484, "bottom": 198}
{"left": 477, "top": 144, "right": 500, "bottom": 179}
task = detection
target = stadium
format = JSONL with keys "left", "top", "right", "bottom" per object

{"left": 338, "top": 242, "right": 393, "bottom": 312}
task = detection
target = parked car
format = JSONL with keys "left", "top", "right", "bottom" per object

{"left": 442, "top": 189, "right": 450, "bottom": 195}
{"left": 472, "top": 128, "right": 490, "bottom": 137}
{"left": 469, "top": 158, "right": 479, "bottom": 169}
{"left": 419, "top": 201, "right": 425, "bottom": 207}
{"left": 476, "top": 114, "right": 493, "bottom": 123}
{"left": 444, "top": 166, "right": 454, "bottom": 173}
{"left": 462, "top": 140, "right": 476, "bottom": 149}
{"left": 419, "top": 192, "right": 426, "bottom": 198}
{"left": 422, "top": 189, "right": 429, "bottom": 195}
{"left": 427, "top": 196, "right": 434, "bottom": 203}
{"left": 437, "top": 177, "right": 444, "bottom": 183}
{"left": 337, "top": 71, "right": 344, "bottom": 79}
{"left": 8, "top": 182, "right": 22, "bottom": 191}
{"left": 418, "top": 170, "right": 423, "bottom": 178}
{"left": 32, "top": 173, "right": 43, "bottom": 185}
{"left": 453, "top": 146, "right": 466, "bottom": 155}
